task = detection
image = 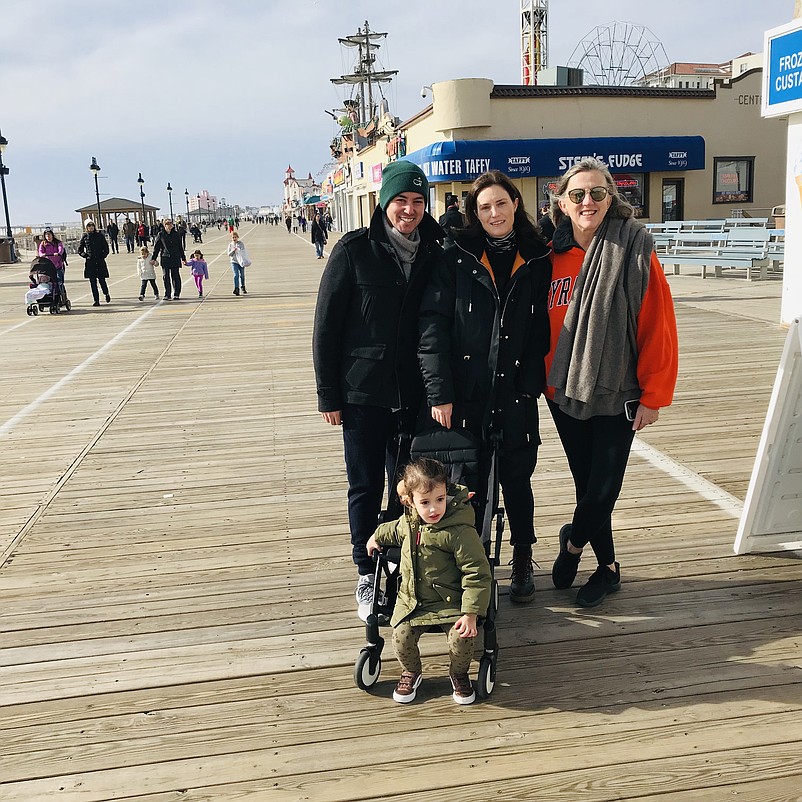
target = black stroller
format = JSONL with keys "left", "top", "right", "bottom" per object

{"left": 26, "top": 256, "right": 71, "bottom": 316}
{"left": 353, "top": 426, "right": 503, "bottom": 700}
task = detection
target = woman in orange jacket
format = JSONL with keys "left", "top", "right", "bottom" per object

{"left": 546, "top": 157, "right": 678, "bottom": 607}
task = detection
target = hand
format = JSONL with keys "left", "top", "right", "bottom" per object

{"left": 453, "top": 614, "right": 478, "bottom": 638}
{"left": 366, "top": 535, "right": 380, "bottom": 556}
{"left": 431, "top": 403, "right": 453, "bottom": 429}
{"left": 321, "top": 410, "right": 342, "bottom": 425}
{"left": 633, "top": 404, "right": 659, "bottom": 431}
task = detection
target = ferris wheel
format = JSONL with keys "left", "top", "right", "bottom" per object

{"left": 567, "top": 21, "right": 669, "bottom": 86}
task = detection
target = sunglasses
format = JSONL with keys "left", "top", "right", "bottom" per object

{"left": 566, "top": 186, "right": 609, "bottom": 204}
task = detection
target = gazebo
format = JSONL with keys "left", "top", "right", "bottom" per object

{"left": 75, "top": 197, "right": 160, "bottom": 230}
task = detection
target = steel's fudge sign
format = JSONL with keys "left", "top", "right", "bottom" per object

{"left": 405, "top": 137, "right": 705, "bottom": 182}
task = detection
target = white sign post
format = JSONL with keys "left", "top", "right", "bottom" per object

{"left": 734, "top": 318, "right": 802, "bottom": 554}
{"left": 736, "top": 19, "right": 802, "bottom": 555}
{"left": 763, "top": 18, "right": 802, "bottom": 325}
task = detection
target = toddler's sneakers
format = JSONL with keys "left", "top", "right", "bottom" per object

{"left": 393, "top": 671, "right": 422, "bottom": 704}
{"left": 450, "top": 672, "right": 475, "bottom": 705}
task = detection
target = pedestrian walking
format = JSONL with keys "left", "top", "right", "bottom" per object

{"left": 77, "top": 220, "right": 111, "bottom": 307}
{"left": 311, "top": 212, "right": 328, "bottom": 259}
{"left": 186, "top": 249, "right": 209, "bottom": 297}
{"left": 137, "top": 245, "right": 159, "bottom": 300}
{"left": 107, "top": 220, "right": 120, "bottom": 254}
{"left": 227, "top": 231, "right": 250, "bottom": 295}
{"left": 151, "top": 218, "right": 186, "bottom": 301}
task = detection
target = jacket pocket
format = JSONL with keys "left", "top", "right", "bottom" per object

{"left": 344, "top": 344, "right": 387, "bottom": 396}
{"left": 432, "top": 580, "right": 462, "bottom": 605}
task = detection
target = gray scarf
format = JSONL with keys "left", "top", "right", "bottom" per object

{"left": 548, "top": 217, "right": 652, "bottom": 419}
{"left": 383, "top": 214, "right": 420, "bottom": 280}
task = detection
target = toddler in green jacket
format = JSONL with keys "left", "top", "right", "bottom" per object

{"left": 367, "top": 458, "right": 491, "bottom": 705}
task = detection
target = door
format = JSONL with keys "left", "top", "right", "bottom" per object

{"left": 662, "top": 178, "right": 684, "bottom": 222}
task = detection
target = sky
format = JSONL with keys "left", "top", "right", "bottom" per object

{"left": 0, "top": 0, "right": 794, "bottom": 226}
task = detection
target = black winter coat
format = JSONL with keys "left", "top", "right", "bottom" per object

{"left": 311, "top": 219, "right": 328, "bottom": 245}
{"left": 438, "top": 205, "right": 465, "bottom": 246}
{"left": 151, "top": 228, "right": 186, "bottom": 269}
{"left": 313, "top": 206, "right": 445, "bottom": 412}
{"left": 418, "top": 229, "right": 551, "bottom": 448}
{"left": 78, "top": 231, "right": 110, "bottom": 279}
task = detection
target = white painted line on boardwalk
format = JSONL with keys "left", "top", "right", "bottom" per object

{"left": 0, "top": 238, "right": 237, "bottom": 439}
{"left": 631, "top": 437, "right": 744, "bottom": 518}
{"left": 0, "top": 306, "right": 161, "bottom": 438}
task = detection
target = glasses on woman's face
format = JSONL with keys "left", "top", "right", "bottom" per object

{"left": 566, "top": 186, "right": 609, "bottom": 204}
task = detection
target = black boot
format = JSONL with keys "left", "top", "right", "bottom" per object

{"left": 509, "top": 545, "right": 535, "bottom": 603}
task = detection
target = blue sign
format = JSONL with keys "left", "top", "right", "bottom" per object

{"left": 403, "top": 136, "right": 705, "bottom": 183}
{"left": 764, "top": 19, "right": 802, "bottom": 117}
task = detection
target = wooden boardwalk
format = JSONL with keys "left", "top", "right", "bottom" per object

{"left": 1, "top": 224, "right": 800, "bottom": 801}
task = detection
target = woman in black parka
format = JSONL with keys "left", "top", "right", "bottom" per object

{"left": 77, "top": 219, "right": 111, "bottom": 306}
{"left": 418, "top": 171, "right": 551, "bottom": 603}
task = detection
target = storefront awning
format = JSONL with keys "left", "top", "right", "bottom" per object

{"left": 403, "top": 136, "right": 705, "bottom": 183}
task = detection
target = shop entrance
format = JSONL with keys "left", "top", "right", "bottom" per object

{"left": 662, "top": 178, "right": 684, "bottom": 221}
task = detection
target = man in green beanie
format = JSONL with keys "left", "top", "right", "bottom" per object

{"left": 313, "top": 160, "right": 445, "bottom": 621}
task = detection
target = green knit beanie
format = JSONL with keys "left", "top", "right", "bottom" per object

{"left": 379, "top": 161, "right": 429, "bottom": 209}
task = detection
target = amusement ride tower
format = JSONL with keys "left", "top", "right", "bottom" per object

{"left": 520, "top": 0, "right": 549, "bottom": 85}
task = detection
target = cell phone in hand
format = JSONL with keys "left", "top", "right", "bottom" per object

{"left": 624, "top": 399, "right": 640, "bottom": 422}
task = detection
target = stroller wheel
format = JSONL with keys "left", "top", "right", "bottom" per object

{"left": 26, "top": 306, "right": 33, "bottom": 316}
{"left": 65, "top": 299, "right": 72, "bottom": 311}
{"left": 32, "top": 305, "right": 40, "bottom": 316}
{"left": 476, "top": 654, "right": 497, "bottom": 700}
{"left": 49, "top": 305, "right": 57, "bottom": 315}
{"left": 354, "top": 647, "right": 382, "bottom": 690}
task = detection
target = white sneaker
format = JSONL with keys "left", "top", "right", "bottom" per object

{"left": 356, "top": 574, "right": 375, "bottom": 622}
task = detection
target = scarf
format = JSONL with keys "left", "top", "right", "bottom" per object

{"left": 485, "top": 230, "right": 517, "bottom": 252}
{"left": 547, "top": 217, "right": 652, "bottom": 420}
{"left": 383, "top": 214, "right": 420, "bottom": 280}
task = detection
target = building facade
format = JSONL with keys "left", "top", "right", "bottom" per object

{"left": 330, "top": 67, "right": 784, "bottom": 231}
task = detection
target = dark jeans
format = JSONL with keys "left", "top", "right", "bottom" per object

{"left": 342, "top": 403, "right": 412, "bottom": 575}
{"left": 109, "top": 235, "right": 119, "bottom": 254}
{"left": 88, "top": 276, "right": 110, "bottom": 304}
{"left": 162, "top": 266, "right": 181, "bottom": 298}
{"left": 125, "top": 235, "right": 135, "bottom": 252}
{"left": 140, "top": 279, "right": 159, "bottom": 297}
{"left": 547, "top": 400, "right": 636, "bottom": 567}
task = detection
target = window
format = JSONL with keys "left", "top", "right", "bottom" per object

{"left": 612, "top": 173, "right": 647, "bottom": 217}
{"left": 713, "top": 157, "right": 755, "bottom": 204}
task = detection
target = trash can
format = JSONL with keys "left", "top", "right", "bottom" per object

{"left": 0, "top": 238, "right": 13, "bottom": 264}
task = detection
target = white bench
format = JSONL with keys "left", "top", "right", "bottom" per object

{"left": 660, "top": 229, "right": 773, "bottom": 280}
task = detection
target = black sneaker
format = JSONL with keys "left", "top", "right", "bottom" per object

{"left": 105, "top": 294, "right": 111, "bottom": 303}
{"left": 576, "top": 563, "right": 621, "bottom": 608}
{"left": 509, "top": 545, "right": 535, "bottom": 603}
{"left": 552, "top": 524, "right": 581, "bottom": 589}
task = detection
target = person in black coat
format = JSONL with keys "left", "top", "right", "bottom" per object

{"left": 310, "top": 212, "right": 328, "bottom": 258}
{"left": 77, "top": 219, "right": 111, "bottom": 306}
{"left": 313, "top": 160, "right": 445, "bottom": 621}
{"left": 107, "top": 220, "right": 120, "bottom": 254}
{"left": 150, "top": 218, "right": 186, "bottom": 300}
{"left": 418, "top": 170, "right": 552, "bottom": 603}
{"left": 438, "top": 194, "right": 465, "bottom": 247}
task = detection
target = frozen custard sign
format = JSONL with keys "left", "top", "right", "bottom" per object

{"left": 763, "top": 18, "right": 802, "bottom": 117}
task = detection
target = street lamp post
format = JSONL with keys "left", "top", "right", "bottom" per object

{"left": 196, "top": 193, "right": 202, "bottom": 225}
{"left": 0, "top": 128, "right": 15, "bottom": 261}
{"left": 166, "top": 182, "right": 173, "bottom": 220}
{"left": 184, "top": 188, "right": 190, "bottom": 222}
{"left": 137, "top": 173, "right": 146, "bottom": 225}
{"left": 90, "top": 156, "right": 102, "bottom": 229}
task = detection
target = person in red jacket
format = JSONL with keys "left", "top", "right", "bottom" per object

{"left": 546, "top": 157, "right": 678, "bottom": 607}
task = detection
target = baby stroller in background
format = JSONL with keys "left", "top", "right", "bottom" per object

{"left": 26, "top": 256, "right": 71, "bottom": 316}
{"left": 354, "top": 425, "right": 503, "bottom": 700}
{"left": 190, "top": 224, "right": 203, "bottom": 243}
